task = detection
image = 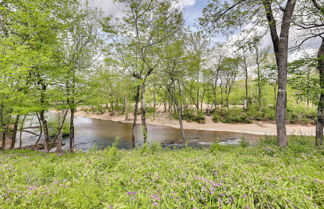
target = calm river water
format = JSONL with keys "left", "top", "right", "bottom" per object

{"left": 21, "top": 116, "right": 262, "bottom": 151}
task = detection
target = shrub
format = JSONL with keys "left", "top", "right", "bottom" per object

{"left": 287, "top": 105, "right": 316, "bottom": 124}
{"left": 48, "top": 120, "right": 70, "bottom": 138}
{"left": 209, "top": 142, "right": 230, "bottom": 152}
{"left": 212, "top": 108, "right": 252, "bottom": 123}
{"left": 174, "top": 109, "right": 205, "bottom": 123}
{"left": 239, "top": 138, "right": 249, "bottom": 148}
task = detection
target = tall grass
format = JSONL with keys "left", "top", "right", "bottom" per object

{"left": 0, "top": 136, "right": 323, "bottom": 209}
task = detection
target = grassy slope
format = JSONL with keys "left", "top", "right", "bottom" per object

{"left": 0, "top": 138, "right": 323, "bottom": 209}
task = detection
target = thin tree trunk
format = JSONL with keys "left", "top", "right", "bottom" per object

{"left": 0, "top": 104, "right": 6, "bottom": 150}
{"left": 178, "top": 106, "right": 185, "bottom": 143}
{"left": 56, "top": 110, "right": 68, "bottom": 153}
{"left": 39, "top": 82, "right": 49, "bottom": 152}
{"left": 34, "top": 113, "right": 43, "bottom": 149}
{"left": 140, "top": 82, "right": 148, "bottom": 143}
{"left": 1, "top": 131, "right": 6, "bottom": 150}
{"left": 316, "top": 38, "right": 324, "bottom": 146}
{"left": 69, "top": 108, "right": 75, "bottom": 152}
{"left": 168, "top": 79, "right": 186, "bottom": 143}
{"left": 256, "top": 47, "right": 262, "bottom": 112}
{"left": 125, "top": 96, "right": 129, "bottom": 121}
{"left": 213, "top": 68, "right": 220, "bottom": 109}
{"left": 19, "top": 115, "right": 27, "bottom": 149}
{"left": 177, "top": 81, "right": 185, "bottom": 143}
{"left": 10, "top": 115, "right": 20, "bottom": 150}
{"left": 241, "top": 55, "right": 249, "bottom": 110}
{"left": 69, "top": 71, "right": 76, "bottom": 152}
{"left": 131, "top": 85, "right": 140, "bottom": 148}
{"left": 39, "top": 110, "right": 49, "bottom": 152}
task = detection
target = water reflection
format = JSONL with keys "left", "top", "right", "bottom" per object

{"left": 21, "top": 116, "right": 262, "bottom": 151}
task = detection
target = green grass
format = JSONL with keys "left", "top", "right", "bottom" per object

{"left": 0, "top": 137, "right": 323, "bottom": 209}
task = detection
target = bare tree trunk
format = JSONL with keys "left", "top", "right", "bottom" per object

{"left": 241, "top": 55, "right": 249, "bottom": 110}
{"left": 124, "top": 96, "right": 129, "bottom": 121}
{"left": 1, "top": 131, "right": 6, "bottom": 150}
{"left": 19, "top": 115, "right": 27, "bottom": 149}
{"left": 0, "top": 104, "right": 6, "bottom": 150}
{"left": 69, "top": 71, "right": 76, "bottom": 152}
{"left": 69, "top": 108, "right": 75, "bottom": 152}
{"left": 178, "top": 106, "right": 185, "bottom": 143}
{"left": 39, "top": 82, "right": 49, "bottom": 152}
{"left": 56, "top": 110, "right": 68, "bottom": 153}
{"left": 153, "top": 90, "right": 157, "bottom": 111}
{"left": 276, "top": 55, "right": 288, "bottom": 148}
{"left": 1, "top": 113, "right": 11, "bottom": 150}
{"left": 316, "top": 38, "right": 324, "bottom": 146}
{"left": 256, "top": 47, "right": 262, "bottom": 112}
{"left": 140, "top": 82, "right": 148, "bottom": 143}
{"left": 10, "top": 115, "right": 20, "bottom": 150}
{"left": 131, "top": 85, "right": 140, "bottom": 148}
{"left": 177, "top": 82, "right": 186, "bottom": 143}
{"left": 39, "top": 110, "right": 49, "bottom": 152}
{"left": 34, "top": 113, "right": 43, "bottom": 149}
{"left": 213, "top": 68, "right": 220, "bottom": 109}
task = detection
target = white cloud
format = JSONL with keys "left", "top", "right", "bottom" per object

{"left": 89, "top": 0, "right": 196, "bottom": 18}
{"left": 88, "top": 0, "right": 126, "bottom": 17}
{"left": 172, "top": 0, "right": 196, "bottom": 10}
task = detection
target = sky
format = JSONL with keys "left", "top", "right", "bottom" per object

{"left": 88, "top": 0, "right": 320, "bottom": 59}
{"left": 89, "top": 0, "right": 208, "bottom": 27}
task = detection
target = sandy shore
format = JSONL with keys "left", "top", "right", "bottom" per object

{"left": 75, "top": 111, "right": 316, "bottom": 136}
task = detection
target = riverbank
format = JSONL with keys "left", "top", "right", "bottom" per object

{"left": 75, "top": 111, "right": 316, "bottom": 136}
{"left": 1, "top": 137, "right": 323, "bottom": 209}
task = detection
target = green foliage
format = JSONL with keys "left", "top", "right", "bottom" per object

{"left": 287, "top": 105, "right": 316, "bottom": 124}
{"left": 212, "top": 108, "right": 252, "bottom": 123}
{"left": 247, "top": 104, "right": 276, "bottom": 121}
{"left": 209, "top": 142, "right": 231, "bottom": 152}
{"left": 0, "top": 136, "right": 323, "bottom": 208}
{"left": 211, "top": 105, "right": 315, "bottom": 124}
{"left": 139, "top": 142, "right": 162, "bottom": 154}
{"left": 239, "top": 138, "right": 249, "bottom": 148}
{"left": 174, "top": 109, "right": 206, "bottom": 124}
{"left": 47, "top": 120, "right": 70, "bottom": 138}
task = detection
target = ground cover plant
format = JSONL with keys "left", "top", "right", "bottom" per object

{"left": 0, "top": 136, "right": 323, "bottom": 209}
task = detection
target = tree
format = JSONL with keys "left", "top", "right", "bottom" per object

{"left": 60, "top": 5, "right": 102, "bottom": 152}
{"left": 159, "top": 39, "right": 187, "bottom": 143}
{"left": 218, "top": 57, "right": 241, "bottom": 107}
{"left": 201, "top": 0, "right": 298, "bottom": 147}
{"left": 291, "top": 0, "right": 323, "bottom": 145}
{"left": 184, "top": 32, "right": 209, "bottom": 112}
{"left": 104, "top": 0, "right": 183, "bottom": 146}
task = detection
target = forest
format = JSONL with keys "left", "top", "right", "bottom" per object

{"left": 0, "top": 0, "right": 323, "bottom": 208}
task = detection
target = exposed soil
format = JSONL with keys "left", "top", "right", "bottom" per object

{"left": 75, "top": 111, "right": 316, "bottom": 136}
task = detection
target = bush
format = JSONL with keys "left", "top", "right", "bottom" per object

{"left": 239, "top": 138, "right": 249, "bottom": 148}
{"left": 212, "top": 108, "right": 252, "bottom": 123}
{"left": 139, "top": 142, "right": 162, "bottom": 154}
{"left": 211, "top": 104, "right": 315, "bottom": 124}
{"left": 174, "top": 109, "right": 205, "bottom": 124}
{"left": 209, "top": 142, "right": 231, "bottom": 152}
{"left": 287, "top": 105, "right": 316, "bottom": 124}
{"left": 48, "top": 120, "right": 70, "bottom": 138}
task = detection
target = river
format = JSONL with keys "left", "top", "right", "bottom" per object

{"left": 20, "top": 116, "right": 262, "bottom": 151}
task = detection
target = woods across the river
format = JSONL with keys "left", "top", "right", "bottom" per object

{"left": 0, "top": 0, "right": 323, "bottom": 151}
{"left": 0, "top": 1, "right": 324, "bottom": 208}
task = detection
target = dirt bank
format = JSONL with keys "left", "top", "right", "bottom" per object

{"left": 75, "top": 111, "right": 316, "bottom": 136}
